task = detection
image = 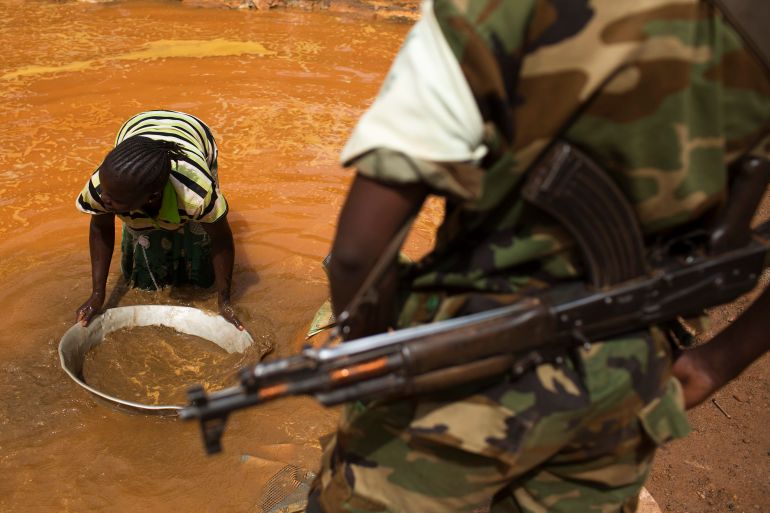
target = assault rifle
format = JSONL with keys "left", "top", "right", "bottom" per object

{"left": 181, "top": 141, "right": 770, "bottom": 454}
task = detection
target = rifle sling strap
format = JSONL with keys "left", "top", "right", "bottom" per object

{"left": 712, "top": 0, "right": 770, "bottom": 75}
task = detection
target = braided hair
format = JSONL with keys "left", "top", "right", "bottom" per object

{"left": 100, "top": 136, "right": 184, "bottom": 200}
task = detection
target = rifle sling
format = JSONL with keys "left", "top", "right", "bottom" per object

{"left": 712, "top": 0, "right": 770, "bottom": 75}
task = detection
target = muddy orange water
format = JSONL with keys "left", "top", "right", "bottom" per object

{"left": 82, "top": 325, "right": 253, "bottom": 406}
{"left": 0, "top": 2, "right": 440, "bottom": 511}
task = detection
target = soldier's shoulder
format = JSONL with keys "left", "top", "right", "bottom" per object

{"left": 434, "top": 0, "right": 706, "bottom": 54}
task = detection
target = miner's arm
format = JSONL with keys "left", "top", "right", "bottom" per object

{"left": 76, "top": 213, "right": 115, "bottom": 326}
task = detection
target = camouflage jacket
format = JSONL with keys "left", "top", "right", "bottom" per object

{"left": 345, "top": 0, "right": 770, "bottom": 325}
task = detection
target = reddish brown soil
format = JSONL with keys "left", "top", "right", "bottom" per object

{"left": 647, "top": 196, "right": 770, "bottom": 512}
{"left": 648, "top": 326, "right": 770, "bottom": 512}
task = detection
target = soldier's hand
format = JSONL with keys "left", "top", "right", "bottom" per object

{"left": 672, "top": 350, "right": 719, "bottom": 409}
{"left": 75, "top": 292, "right": 105, "bottom": 327}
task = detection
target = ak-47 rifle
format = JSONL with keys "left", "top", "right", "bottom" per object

{"left": 180, "top": 141, "right": 770, "bottom": 454}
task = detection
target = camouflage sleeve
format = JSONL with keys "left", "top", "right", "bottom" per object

{"left": 431, "top": 0, "right": 540, "bottom": 155}
{"left": 352, "top": 149, "right": 484, "bottom": 201}
{"left": 340, "top": 0, "right": 488, "bottom": 199}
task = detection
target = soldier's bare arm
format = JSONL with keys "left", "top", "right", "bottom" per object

{"left": 328, "top": 174, "right": 427, "bottom": 339}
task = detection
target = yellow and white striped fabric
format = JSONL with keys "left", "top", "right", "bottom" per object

{"left": 76, "top": 110, "right": 228, "bottom": 231}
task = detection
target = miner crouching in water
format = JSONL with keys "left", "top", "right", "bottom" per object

{"left": 74, "top": 110, "right": 243, "bottom": 330}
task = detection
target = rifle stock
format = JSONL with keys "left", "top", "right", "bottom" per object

{"left": 181, "top": 143, "right": 770, "bottom": 455}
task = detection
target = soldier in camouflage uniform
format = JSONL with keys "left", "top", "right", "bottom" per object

{"left": 311, "top": 1, "right": 770, "bottom": 511}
